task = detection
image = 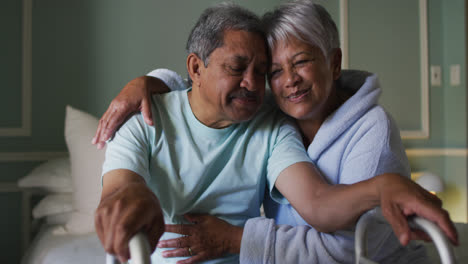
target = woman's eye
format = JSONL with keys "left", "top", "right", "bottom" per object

{"left": 294, "top": 59, "right": 309, "bottom": 66}
{"left": 269, "top": 69, "right": 281, "bottom": 77}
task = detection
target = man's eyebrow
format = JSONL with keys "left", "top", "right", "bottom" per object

{"left": 230, "top": 55, "right": 249, "bottom": 63}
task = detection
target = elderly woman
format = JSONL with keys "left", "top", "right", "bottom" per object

{"left": 93, "top": 1, "right": 457, "bottom": 263}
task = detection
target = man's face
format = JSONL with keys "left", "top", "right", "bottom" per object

{"left": 196, "top": 30, "right": 268, "bottom": 128}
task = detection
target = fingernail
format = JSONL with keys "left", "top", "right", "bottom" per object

{"left": 91, "top": 137, "right": 96, "bottom": 144}
{"left": 399, "top": 233, "right": 408, "bottom": 245}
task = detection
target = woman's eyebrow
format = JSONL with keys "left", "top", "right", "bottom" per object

{"left": 291, "top": 51, "right": 312, "bottom": 59}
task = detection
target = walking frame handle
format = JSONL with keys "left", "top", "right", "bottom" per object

{"left": 355, "top": 207, "right": 457, "bottom": 264}
{"left": 106, "top": 232, "right": 152, "bottom": 264}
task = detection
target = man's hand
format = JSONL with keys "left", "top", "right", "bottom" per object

{"left": 376, "top": 173, "right": 459, "bottom": 246}
{"left": 95, "top": 171, "right": 165, "bottom": 263}
{"left": 157, "top": 214, "right": 243, "bottom": 264}
{"left": 92, "top": 76, "right": 170, "bottom": 149}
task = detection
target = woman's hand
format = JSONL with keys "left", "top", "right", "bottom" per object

{"left": 92, "top": 76, "right": 170, "bottom": 149}
{"left": 376, "top": 173, "right": 458, "bottom": 246}
{"left": 157, "top": 214, "right": 243, "bottom": 264}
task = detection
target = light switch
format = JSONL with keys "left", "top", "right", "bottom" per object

{"left": 450, "top": 64, "right": 460, "bottom": 86}
{"left": 430, "top": 65, "right": 441, "bottom": 86}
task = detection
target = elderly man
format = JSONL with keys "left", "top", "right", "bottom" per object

{"left": 94, "top": 3, "right": 456, "bottom": 264}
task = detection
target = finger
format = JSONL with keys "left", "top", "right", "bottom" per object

{"left": 94, "top": 210, "right": 106, "bottom": 246}
{"left": 147, "top": 221, "right": 165, "bottom": 252}
{"left": 93, "top": 111, "right": 109, "bottom": 145}
{"left": 102, "top": 108, "right": 132, "bottom": 142}
{"left": 95, "top": 115, "right": 111, "bottom": 149}
{"left": 103, "top": 205, "right": 118, "bottom": 256}
{"left": 162, "top": 248, "right": 192, "bottom": 258}
{"left": 382, "top": 203, "right": 410, "bottom": 246}
{"left": 157, "top": 237, "right": 191, "bottom": 248}
{"left": 141, "top": 96, "right": 153, "bottom": 126}
{"left": 112, "top": 211, "right": 131, "bottom": 262}
{"left": 410, "top": 229, "right": 432, "bottom": 242}
{"left": 165, "top": 224, "right": 193, "bottom": 235}
{"left": 412, "top": 205, "right": 459, "bottom": 245}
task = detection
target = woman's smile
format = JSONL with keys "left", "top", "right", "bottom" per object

{"left": 285, "top": 88, "right": 311, "bottom": 102}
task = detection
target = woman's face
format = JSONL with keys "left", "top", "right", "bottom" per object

{"left": 269, "top": 37, "right": 341, "bottom": 121}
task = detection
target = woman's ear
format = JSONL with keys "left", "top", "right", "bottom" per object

{"left": 331, "top": 48, "right": 342, "bottom": 80}
{"left": 187, "top": 53, "right": 203, "bottom": 87}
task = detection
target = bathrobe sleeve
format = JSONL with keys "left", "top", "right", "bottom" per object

{"left": 240, "top": 217, "right": 341, "bottom": 264}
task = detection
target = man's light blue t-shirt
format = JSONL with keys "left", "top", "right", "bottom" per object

{"left": 102, "top": 85, "right": 312, "bottom": 263}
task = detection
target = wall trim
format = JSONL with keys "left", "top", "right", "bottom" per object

{"left": 0, "top": 0, "right": 32, "bottom": 137}
{"left": 339, "top": 0, "right": 349, "bottom": 69}
{"left": 340, "top": 0, "right": 430, "bottom": 139}
{"left": 406, "top": 148, "right": 468, "bottom": 157}
{"left": 0, "top": 152, "right": 68, "bottom": 161}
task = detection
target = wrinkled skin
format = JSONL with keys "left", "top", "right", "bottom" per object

{"left": 157, "top": 214, "right": 243, "bottom": 264}
{"left": 95, "top": 179, "right": 165, "bottom": 263}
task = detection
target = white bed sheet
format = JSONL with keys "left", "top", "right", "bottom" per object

{"left": 21, "top": 225, "right": 105, "bottom": 264}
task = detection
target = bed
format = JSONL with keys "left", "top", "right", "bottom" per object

{"left": 18, "top": 105, "right": 468, "bottom": 264}
{"left": 21, "top": 226, "right": 104, "bottom": 264}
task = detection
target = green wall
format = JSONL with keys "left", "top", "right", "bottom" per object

{"left": 322, "top": 0, "right": 467, "bottom": 223}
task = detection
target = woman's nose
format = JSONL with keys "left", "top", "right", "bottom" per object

{"left": 284, "top": 67, "right": 301, "bottom": 88}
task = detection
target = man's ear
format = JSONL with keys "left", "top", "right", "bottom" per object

{"left": 331, "top": 48, "right": 342, "bottom": 80}
{"left": 187, "top": 53, "right": 204, "bottom": 86}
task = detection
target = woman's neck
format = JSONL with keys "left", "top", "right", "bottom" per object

{"left": 297, "top": 86, "right": 350, "bottom": 146}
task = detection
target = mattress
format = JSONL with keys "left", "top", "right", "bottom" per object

{"left": 21, "top": 225, "right": 105, "bottom": 264}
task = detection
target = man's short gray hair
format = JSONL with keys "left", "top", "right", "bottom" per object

{"left": 186, "top": 2, "right": 265, "bottom": 66}
{"left": 262, "top": 0, "right": 340, "bottom": 60}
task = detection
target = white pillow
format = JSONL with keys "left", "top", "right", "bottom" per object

{"left": 45, "top": 212, "right": 72, "bottom": 225}
{"left": 64, "top": 105, "right": 104, "bottom": 234}
{"left": 32, "top": 194, "right": 73, "bottom": 218}
{"left": 18, "top": 157, "right": 72, "bottom": 193}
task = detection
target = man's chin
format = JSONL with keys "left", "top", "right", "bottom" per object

{"left": 229, "top": 108, "right": 259, "bottom": 123}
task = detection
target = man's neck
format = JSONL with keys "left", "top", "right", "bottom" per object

{"left": 187, "top": 90, "right": 233, "bottom": 129}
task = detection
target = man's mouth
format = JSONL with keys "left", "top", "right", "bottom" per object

{"left": 232, "top": 96, "right": 258, "bottom": 105}
{"left": 230, "top": 91, "right": 259, "bottom": 105}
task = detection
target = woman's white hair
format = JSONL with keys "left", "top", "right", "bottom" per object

{"left": 262, "top": 0, "right": 340, "bottom": 60}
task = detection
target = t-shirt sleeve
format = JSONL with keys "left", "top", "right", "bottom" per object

{"left": 266, "top": 117, "right": 313, "bottom": 204}
{"left": 146, "top": 68, "right": 188, "bottom": 91}
{"left": 101, "top": 114, "right": 152, "bottom": 182}
{"left": 340, "top": 109, "right": 410, "bottom": 184}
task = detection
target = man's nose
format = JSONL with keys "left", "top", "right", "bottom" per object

{"left": 240, "top": 69, "right": 257, "bottom": 91}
